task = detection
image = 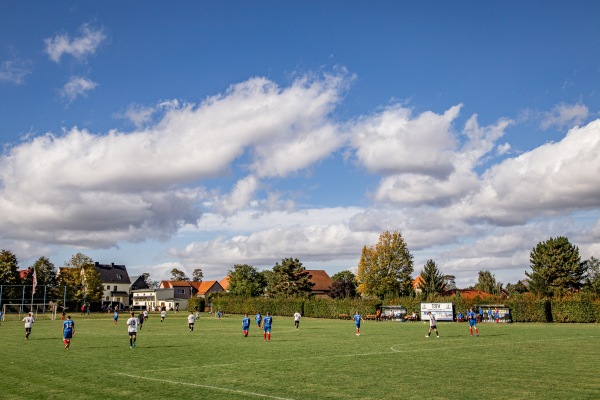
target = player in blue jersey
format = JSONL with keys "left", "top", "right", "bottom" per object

{"left": 263, "top": 312, "right": 272, "bottom": 341}
{"left": 255, "top": 312, "right": 262, "bottom": 328}
{"left": 467, "top": 308, "right": 479, "bottom": 337}
{"left": 242, "top": 314, "right": 250, "bottom": 337}
{"left": 63, "top": 315, "right": 75, "bottom": 350}
{"left": 113, "top": 310, "right": 119, "bottom": 325}
{"left": 353, "top": 311, "right": 364, "bottom": 336}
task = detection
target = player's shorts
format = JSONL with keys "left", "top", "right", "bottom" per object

{"left": 264, "top": 326, "right": 271, "bottom": 333}
{"left": 469, "top": 320, "right": 477, "bottom": 326}
{"left": 430, "top": 324, "right": 437, "bottom": 329}
{"left": 128, "top": 330, "right": 137, "bottom": 336}
{"left": 63, "top": 330, "right": 73, "bottom": 339}
{"left": 242, "top": 325, "right": 249, "bottom": 330}
{"left": 189, "top": 323, "right": 194, "bottom": 328}
{"left": 355, "top": 323, "right": 361, "bottom": 329}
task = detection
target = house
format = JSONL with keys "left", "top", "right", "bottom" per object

{"left": 412, "top": 275, "right": 423, "bottom": 295}
{"left": 159, "top": 280, "right": 202, "bottom": 298}
{"left": 131, "top": 280, "right": 197, "bottom": 312}
{"left": 305, "top": 270, "right": 333, "bottom": 298}
{"left": 129, "top": 275, "right": 150, "bottom": 291}
{"left": 196, "top": 280, "right": 224, "bottom": 297}
{"left": 94, "top": 263, "right": 131, "bottom": 309}
{"left": 130, "top": 287, "right": 186, "bottom": 311}
{"left": 219, "top": 276, "right": 230, "bottom": 292}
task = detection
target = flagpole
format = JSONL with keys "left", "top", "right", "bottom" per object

{"left": 31, "top": 268, "right": 37, "bottom": 312}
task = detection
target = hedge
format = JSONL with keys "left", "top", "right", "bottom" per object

{"left": 199, "top": 293, "right": 600, "bottom": 322}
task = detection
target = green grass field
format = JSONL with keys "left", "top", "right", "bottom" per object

{"left": 1, "top": 311, "right": 599, "bottom": 399}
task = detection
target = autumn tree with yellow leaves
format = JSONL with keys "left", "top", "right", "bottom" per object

{"left": 357, "top": 231, "right": 414, "bottom": 299}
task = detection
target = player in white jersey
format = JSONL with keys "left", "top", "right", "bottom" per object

{"left": 22, "top": 312, "right": 35, "bottom": 339}
{"left": 426, "top": 312, "right": 439, "bottom": 338}
{"left": 126, "top": 312, "right": 139, "bottom": 348}
{"left": 188, "top": 311, "right": 195, "bottom": 332}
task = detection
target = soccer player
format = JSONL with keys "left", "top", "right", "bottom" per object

{"left": 242, "top": 314, "right": 250, "bottom": 337}
{"left": 22, "top": 312, "right": 35, "bottom": 340}
{"left": 353, "top": 311, "right": 364, "bottom": 336}
{"left": 127, "top": 312, "right": 138, "bottom": 348}
{"left": 293, "top": 311, "right": 301, "bottom": 330}
{"left": 63, "top": 315, "right": 75, "bottom": 350}
{"left": 188, "top": 311, "right": 195, "bottom": 332}
{"left": 467, "top": 308, "right": 480, "bottom": 337}
{"left": 137, "top": 311, "right": 144, "bottom": 330}
{"left": 255, "top": 312, "right": 262, "bottom": 329}
{"left": 263, "top": 312, "right": 272, "bottom": 341}
{"left": 160, "top": 309, "right": 166, "bottom": 322}
{"left": 113, "top": 310, "right": 119, "bottom": 325}
{"left": 426, "top": 312, "right": 439, "bottom": 338}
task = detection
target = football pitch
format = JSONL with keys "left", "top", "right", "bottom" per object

{"left": 1, "top": 312, "right": 599, "bottom": 400}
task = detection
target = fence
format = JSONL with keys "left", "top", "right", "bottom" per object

{"left": 0, "top": 285, "right": 86, "bottom": 321}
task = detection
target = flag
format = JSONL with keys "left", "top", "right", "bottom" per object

{"left": 32, "top": 268, "right": 37, "bottom": 295}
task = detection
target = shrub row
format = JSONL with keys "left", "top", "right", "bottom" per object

{"left": 198, "top": 293, "right": 600, "bottom": 322}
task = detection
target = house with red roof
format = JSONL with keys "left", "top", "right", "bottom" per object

{"left": 305, "top": 270, "right": 333, "bottom": 298}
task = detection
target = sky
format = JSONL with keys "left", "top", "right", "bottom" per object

{"left": 1, "top": 1, "right": 600, "bottom": 288}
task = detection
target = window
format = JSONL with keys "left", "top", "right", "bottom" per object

{"left": 114, "top": 285, "right": 117, "bottom": 291}
{"left": 105, "top": 296, "right": 109, "bottom": 301}
{"left": 106, "top": 285, "right": 110, "bottom": 290}
{"left": 116, "top": 274, "right": 122, "bottom": 279}
{"left": 176, "top": 288, "right": 185, "bottom": 295}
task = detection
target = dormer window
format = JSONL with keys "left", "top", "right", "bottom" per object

{"left": 116, "top": 274, "right": 122, "bottom": 279}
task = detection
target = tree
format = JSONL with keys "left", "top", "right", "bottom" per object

{"left": 265, "top": 258, "right": 314, "bottom": 297}
{"left": 418, "top": 259, "right": 446, "bottom": 297}
{"left": 192, "top": 268, "right": 204, "bottom": 282}
{"left": 356, "top": 231, "right": 414, "bottom": 299}
{"left": 0, "top": 249, "right": 22, "bottom": 300}
{"left": 526, "top": 236, "right": 585, "bottom": 296}
{"left": 141, "top": 272, "right": 159, "bottom": 288}
{"left": 582, "top": 256, "right": 600, "bottom": 295}
{"left": 59, "top": 253, "right": 104, "bottom": 303}
{"left": 227, "top": 264, "right": 265, "bottom": 297}
{"left": 32, "top": 256, "right": 58, "bottom": 287}
{"left": 443, "top": 275, "right": 457, "bottom": 290}
{"left": 474, "top": 270, "right": 502, "bottom": 294}
{"left": 329, "top": 270, "right": 357, "bottom": 299}
{"left": 170, "top": 268, "right": 189, "bottom": 281}
{"left": 505, "top": 280, "right": 529, "bottom": 295}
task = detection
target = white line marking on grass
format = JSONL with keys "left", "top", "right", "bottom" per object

{"left": 390, "top": 335, "right": 600, "bottom": 353}
{"left": 117, "top": 373, "right": 296, "bottom": 400}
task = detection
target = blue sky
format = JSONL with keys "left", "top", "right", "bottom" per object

{"left": 1, "top": 1, "right": 599, "bottom": 287}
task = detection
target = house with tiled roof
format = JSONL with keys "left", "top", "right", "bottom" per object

{"left": 196, "top": 280, "right": 225, "bottom": 297}
{"left": 94, "top": 262, "right": 131, "bottom": 309}
{"left": 413, "top": 275, "right": 424, "bottom": 295}
{"left": 219, "top": 276, "right": 230, "bottom": 292}
{"left": 305, "top": 270, "right": 333, "bottom": 298}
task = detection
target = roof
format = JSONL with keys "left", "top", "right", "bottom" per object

{"left": 160, "top": 280, "right": 203, "bottom": 290}
{"left": 197, "top": 280, "right": 224, "bottom": 295}
{"left": 130, "top": 275, "right": 150, "bottom": 290}
{"left": 412, "top": 275, "right": 424, "bottom": 289}
{"left": 305, "top": 270, "right": 333, "bottom": 292}
{"left": 19, "top": 269, "right": 30, "bottom": 279}
{"left": 94, "top": 263, "right": 131, "bottom": 284}
{"left": 219, "top": 276, "right": 230, "bottom": 291}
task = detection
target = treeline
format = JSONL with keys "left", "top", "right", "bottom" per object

{"left": 203, "top": 292, "right": 600, "bottom": 323}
